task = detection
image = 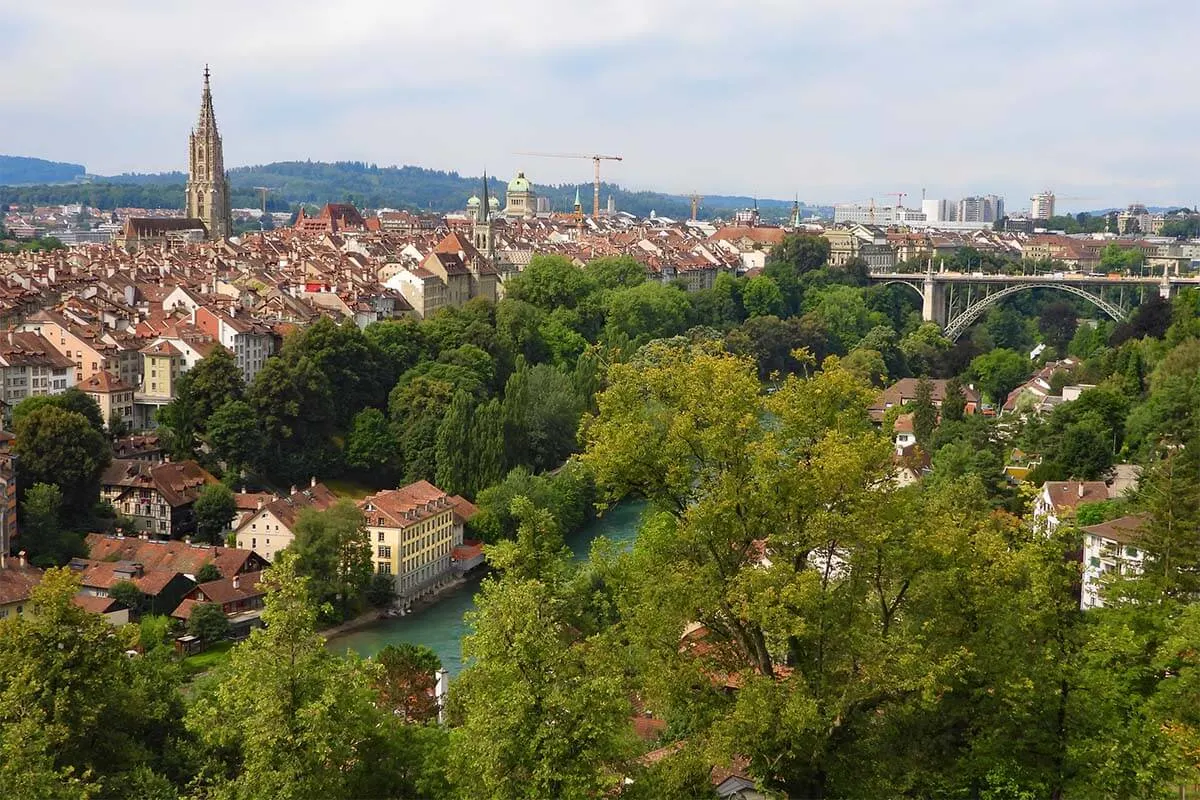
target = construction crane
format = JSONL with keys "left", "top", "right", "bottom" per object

{"left": 252, "top": 186, "right": 275, "bottom": 214}
{"left": 884, "top": 192, "right": 907, "bottom": 210}
{"left": 514, "top": 152, "right": 623, "bottom": 219}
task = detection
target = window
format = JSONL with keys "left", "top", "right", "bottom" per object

{"left": 378, "top": 531, "right": 385, "bottom": 542}
{"left": 252, "top": 538, "right": 257, "bottom": 549}
{"left": 378, "top": 562, "right": 392, "bottom": 575}
{"left": 1089, "top": 556, "right": 1101, "bottom": 568}
{"left": 379, "top": 545, "right": 392, "bottom": 559}
{"left": 1126, "top": 547, "right": 1138, "bottom": 558}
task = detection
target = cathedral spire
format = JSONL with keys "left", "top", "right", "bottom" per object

{"left": 186, "top": 66, "right": 232, "bottom": 241}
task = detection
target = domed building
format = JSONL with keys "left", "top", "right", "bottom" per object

{"left": 503, "top": 171, "right": 537, "bottom": 219}
{"left": 466, "top": 194, "right": 481, "bottom": 220}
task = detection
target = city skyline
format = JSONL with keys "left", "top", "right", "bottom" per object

{"left": 1, "top": 0, "right": 1196, "bottom": 211}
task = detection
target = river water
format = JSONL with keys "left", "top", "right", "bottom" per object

{"left": 327, "top": 500, "right": 647, "bottom": 674}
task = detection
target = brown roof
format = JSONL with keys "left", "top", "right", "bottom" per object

{"left": 238, "top": 482, "right": 339, "bottom": 533}
{"left": 1042, "top": 481, "right": 1111, "bottom": 512}
{"left": 0, "top": 331, "right": 75, "bottom": 369}
{"left": 870, "top": 378, "right": 982, "bottom": 421}
{"left": 139, "top": 340, "right": 183, "bottom": 357}
{"left": 360, "top": 480, "right": 461, "bottom": 529}
{"left": 102, "top": 459, "right": 217, "bottom": 507}
{"left": 708, "top": 226, "right": 787, "bottom": 246}
{"left": 69, "top": 558, "right": 189, "bottom": 596}
{"left": 71, "top": 594, "right": 124, "bottom": 614}
{"left": 80, "top": 369, "right": 132, "bottom": 393}
{"left": 190, "top": 570, "right": 266, "bottom": 606}
{"left": 84, "top": 534, "right": 265, "bottom": 578}
{"left": 1083, "top": 513, "right": 1149, "bottom": 545}
{"left": 0, "top": 562, "right": 42, "bottom": 605}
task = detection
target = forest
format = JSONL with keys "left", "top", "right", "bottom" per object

{"left": 4, "top": 234, "right": 1200, "bottom": 797}
{"left": 0, "top": 159, "right": 818, "bottom": 220}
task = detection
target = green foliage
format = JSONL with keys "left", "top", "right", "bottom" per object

{"left": 205, "top": 399, "right": 264, "bottom": 479}
{"left": 911, "top": 376, "right": 937, "bottom": 447}
{"left": 193, "top": 483, "right": 237, "bottom": 544}
{"left": 373, "top": 643, "right": 441, "bottom": 722}
{"left": 968, "top": 348, "right": 1030, "bottom": 403}
{"left": 19, "top": 482, "right": 83, "bottom": 567}
{"left": 435, "top": 389, "right": 476, "bottom": 497}
{"left": 109, "top": 580, "right": 146, "bottom": 616}
{"left": 473, "top": 463, "right": 596, "bottom": 544}
{"left": 138, "top": 614, "right": 173, "bottom": 653}
{"left": 1074, "top": 499, "right": 1129, "bottom": 526}
{"left": 941, "top": 375, "right": 967, "bottom": 422}
{"left": 15, "top": 406, "right": 110, "bottom": 527}
{"left": 12, "top": 388, "right": 104, "bottom": 434}
{"left": 291, "top": 499, "right": 374, "bottom": 622}
{"left": 181, "top": 346, "right": 245, "bottom": 432}
{"left": 196, "top": 562, "right": 222, "bottom": 583}
{"left": 344, "top": 407, "right": 399, "bottom": 484}
{"left": 742, "top": 274, "right": 785, "bottom": 318}
{"left": 0, "top": 569, "right": 188, "bottom": 796}
{"left": 604, "top": 281, "right": 692, "bottom": 346}
{"left": 186, "top": 551, "right": 434, "bottom": 800}
{"left": 187, "top": 602, "right": 230, "bottom": 643}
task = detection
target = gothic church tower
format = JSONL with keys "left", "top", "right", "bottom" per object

{"left": 186, "top": 66, "right": 233, "bottom": 241}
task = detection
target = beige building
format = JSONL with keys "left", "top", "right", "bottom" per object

{"left": 0, "top": 331, "right": 76, "bottom": 410}
{"left": 234, "top": 481, "right": 339, "bottom": 562}
{"left": 384, "top": 232, "right": 498, "bottom": 319}
{"left": 185, "top": 67, "right": 233, "bottom": 240}
{"left": 79, "top": 370, "right": 135, "bottom": 430}
{"left": 359, "top": 481, "right": 475, "bottom": 602}
{"left": 503, "top": 171, "right": 537, "bottom": 219}
{"left": 19, "top": 309, "right": 125, "bottom": 385}
{"left": 0, "top": 552, "right": 40, "bottom": 621}
{"left": 136, "top": 340, "right": 185, "bottom": 428}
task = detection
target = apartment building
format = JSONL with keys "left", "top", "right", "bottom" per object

{"left": 359, "top": 481, "right": 476, "bottom": 602}
{"left": 0, "top": 330, "right": 76, "bottom": 408}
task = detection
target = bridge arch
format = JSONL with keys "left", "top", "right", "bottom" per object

{"left": 871, "top": 279, "right": 924, "bottom": 303}
{"left": 943, "top": 282, "right": 1127, "bottom": 342}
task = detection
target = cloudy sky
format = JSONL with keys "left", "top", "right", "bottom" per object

{"left": 0, "top": 0, "right": 1192, "bottom": 211}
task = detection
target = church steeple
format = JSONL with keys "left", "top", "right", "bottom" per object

{"left": 186, "top": 65, "right": 232, "bottom": 241}
{"left": 473, "top": 172, "right": 495, "bottom": 260}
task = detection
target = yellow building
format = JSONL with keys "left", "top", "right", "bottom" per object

{"left": 359, "top": 481, "right": 472, "bottom": 601}
{"left": 136, "top": 340, "right": 185, "bottom": 428}
{"left": 79, "top": 370, "right": 135, "bottom": 430}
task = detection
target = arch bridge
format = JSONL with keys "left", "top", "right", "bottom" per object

{"left": 867, "top": 270, "right": 1183, "bottom": 342}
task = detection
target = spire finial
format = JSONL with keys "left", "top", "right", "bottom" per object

{"left": 204, "top": 64, "right": 210, "bottom": 82}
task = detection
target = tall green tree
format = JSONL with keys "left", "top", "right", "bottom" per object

{"left": 14, "top": 406, "right": 110, "bottom": 526}
{"left": 291, "top": 499, "right": 374, "bottom": 622}
{"left": 742, "top": 275, "right": 785, "bottom": 318}
{"left": 187, "top": 552, "right": 432, "bottom": 800}
{"left": 181, "top": 346, "right": 245, "bottom": 431}
{"left": 18, "top": 482, "right": 82, "bottom": 567}
{"left": 435, "top": 389, "right": 475, "bottom": 497}
{"left": 940, "top": 375, "right": 967, "bottom": 422}
{"left": 205, "top": 399, "right": 264, "bottom": 479}
{"left": 911, "top": 376, "right": 938, "bottom": 447}
{"left": 193, "top": 483, "right": 237, "bottom": 545}
{"left": 345, "top": 407, "right": 400, "bottom": 484}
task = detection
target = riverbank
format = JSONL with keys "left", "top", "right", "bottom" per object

{"left": 322, "top": 574, "right": 476, "bottom": 642}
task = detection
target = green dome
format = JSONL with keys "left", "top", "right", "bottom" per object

{"left": 507, "top": 171, "right": 532, "bottom": 193}
{"left": 467, "top": 195, "right": 480, "bottom": 208}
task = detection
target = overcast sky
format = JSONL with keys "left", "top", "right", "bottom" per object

{"left": 0, "top": 0, "right": 1192, "bottom": 212}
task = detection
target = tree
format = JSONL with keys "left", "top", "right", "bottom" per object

{"left": 742, "top": 275, "right": 785, "bottom": 318}
{"left": 12, "top": 388, "right": 105, "bottom": 435}
{"left": 281, "top": 316, "right": 390, "bottom": 426}
{"left": 502, "top": 363, "right": 585, "bottom": 473}
{"left": 248, "top": 354, "right": 338, "bottom": 486}
{"left": 291, "top": 500, "right": 373, "bottom": 622}
{"left": 196, "top": 562, "right": 222, "bottom": 583}
{"left": 364, "top": 317, "right": 428, "bottom": 383}
{"left": 505, "top": 254, "right": 597, "bottom": 311}
{"left": 764, "top": 233, "right": 830, "bottom": 313}
{"left": 188, "top": 602, "right": 230, "bottom": 643}
{"left": 471, "top": 398, "right": 507, "bottom": 493}
{"left": 14, "top": 406, "right": 110, "bottom": 526}
{"left": 0, "top": 568, "right": 187, "bottom": 796}
{"left": 1135, "top": 441, "right": 1200, "bottom": 597}
{"left": 18, "top": 482, "right": 82, "bottom": 567}
{"left": 941, "top": 375, "right": 967, "bottom": 422}
{"left": 604, "top": 282, "right": 692, "bottom": 346}
{"left": 186, "top": 552, "right": 432, "bottom": 800}
{"left": 205, "top": 399, "right": 264, "bottom": 478}
{"left": 585, "top": 255, "right": 646, "bottom": 289}
{"left": 911, "top": 377, "right": 937, "bottom": 447}
{"left": 968, "top": 348, "right": 1029, "bottom": 403}
{"left": 390, "top": 372, "right": 457, "bottom": 483}
{"left": 181, "top": 346, "right": 245, "bottom": 431}
{"left": 373, "top": 643, "right": 441, "bottom": 722}
{"left": 1039, "top": 300, "right": 1078, "bottom": 352}
{"left": 109, "top": 580, "right": 146, "bottom": 617}
{"left": 106, "top": 410, "right": 131, "bottom": 439}
{"left": 194, "top": 483, "right": 237, "bottom": 545}
{"left": 345, "top": 407, "right": 399, "bottom": 484}
{"left": 435, "top": 389, "right": 475, "bottom": 497}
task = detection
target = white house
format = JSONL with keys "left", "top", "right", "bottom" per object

{"left": 1033, "top": 480, "right": 1111, "bottom": 534}
{"left": 1080, "top": 515, "right": 1148, "bottom": 610}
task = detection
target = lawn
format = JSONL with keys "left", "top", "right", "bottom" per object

{"left": 323, "top": 478, "right": 375, "bottom": 500}
{"left": 182, "top": 640, "right": 236, "bottom": 677}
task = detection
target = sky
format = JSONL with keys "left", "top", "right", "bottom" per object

{"left": 0, "top": 0, "right": 1194, "bottom": 212}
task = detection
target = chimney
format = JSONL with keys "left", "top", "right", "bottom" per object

{"left": 232, "top": 575, "right": 240, "bottom": 590}
{"left": 289, "top": 485, "right": 296, "bottom": 496}
{"left": 1078, "top": 483, "right": 1084, "bottom": 498}
{"left": 310, "top": 476, "right": 316, "bottom": 488}
{"left": 257, "top": 497, "right": 264, "bottom": 510}
{"left": 17, "top": 550, "right": 27, "bottom": 568}
{"left": 240, "top": 486, "right": 246, "bottom": 494}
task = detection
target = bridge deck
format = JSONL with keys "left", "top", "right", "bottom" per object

{"left": 867, "top": 271, "right": 1196, "bottom": 287}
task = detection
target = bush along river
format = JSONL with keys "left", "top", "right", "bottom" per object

{"left": 327, "top": 500, "right": 647, "bottom": 674}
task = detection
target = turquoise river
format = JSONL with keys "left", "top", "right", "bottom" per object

{"left": 326, "top": 500, "right": 647, "bottom": 674}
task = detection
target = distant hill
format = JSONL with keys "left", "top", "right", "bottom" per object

{"left": 2, "top": 157, "right": 830, "bottom": 221}
{"left": 0, "top": 155, "right": 86, "bottom": 186}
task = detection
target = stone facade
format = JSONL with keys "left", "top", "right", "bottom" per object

{"left": 185, "top": 67, "right": 233, "bottom": 241}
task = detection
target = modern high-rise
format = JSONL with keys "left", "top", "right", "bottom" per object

{"left": 921, "top": 198, "right": 956, "bottom": 223}
{"left": 958, "top": 195, "right": 1005, "bottom": 224}
{"left": 185, "top": 67, "right": 232, "bottom": 241}
{"left": 1030, "top": 191, "right": 1055, "bottom": 220}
